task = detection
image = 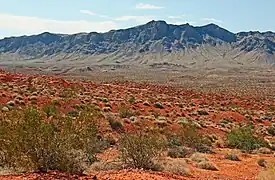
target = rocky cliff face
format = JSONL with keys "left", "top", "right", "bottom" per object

{"left": 0, "top": 20, "right": 274, "bottom": 67}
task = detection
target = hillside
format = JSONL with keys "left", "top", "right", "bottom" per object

{"left": 0, "top": 20, "right": 274, "bottom": 70}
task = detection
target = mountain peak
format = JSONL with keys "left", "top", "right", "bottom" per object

{"left": 146, "top": 20, "right": 168, "bottom": 25}
{"left": 0, "top": 20, "right": 274, "bottom": 65}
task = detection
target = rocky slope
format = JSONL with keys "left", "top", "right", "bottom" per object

{"left": 0, "top": 20, "right": 274, "bottom": 69}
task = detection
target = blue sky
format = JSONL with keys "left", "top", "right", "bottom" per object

{"left": 0, "top": 0, "right": 274, "bottom": 38}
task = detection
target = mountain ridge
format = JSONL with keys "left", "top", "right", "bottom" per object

{"left": 0, "top": 20, "right": 274, "bottom": 69}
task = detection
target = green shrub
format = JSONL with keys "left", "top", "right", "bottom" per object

{"left": 128, "top": 97, "right": 135, "bottom": 104}
{"left": 181, "top": 124, "right": 211, "bottom": 149}
{"left": 109, "top": 120, "right": 124, "bottom": 131}
{"left": 226, "top": 125, "right": 267, "bottom": 152}
{"left": 166, "top": 124, "right": 212, "bottom": 154}
{"left": 59, "top": 88, "right": 77, "bottom": 98}
{"left": 42, "top": 104, "right": 59, "bottom": 117}
{"left": 119, "top": 108, "right": 134, "bottom": 118}
{"left": 119, "top": 133, "right": 165, "bottom": 170}
{"left": 0, "top": 107, "right": 103, "bottom": 174}
{"left": 225, "top": 153, "right": 241, "bottom": 161}
{"left": 67, "top": 110, "right": 79, "bottom": 117}
{"left": 154, "top": 102, "right": 164, "bottom": 109}
{"left": 167, "top": 136, "right": 182, "bottom": 147}
{"left": 267, "top": 126, "right": 275, "bottom": 136}
{"left": 168, "top": 147, "right": 194, "bottom": 158}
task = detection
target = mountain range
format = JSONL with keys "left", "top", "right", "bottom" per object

{"left": 0, "top": 20, "right": 274, "bottom": 71}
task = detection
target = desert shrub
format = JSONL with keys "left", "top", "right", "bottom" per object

{"left": 167, "top": 124, "right": 212, "bottom": 153}
{"left": 225, "top": 153, "right": 241, "bottom": 161}
{"left": 226, "top": 125, "right": 267, "bottom": 152}
{"left": 267, "top": 126, "right": 275, "bottom": 136}
{"left": 119, "top": 133, "right": 165, "bottom": 170}
{"left": 119, "top": 108, "right": 134, "bottom": 118}
{"left": 197, "top": 110, "right": 209, "bottom": 116}
{"left": 151, "top": 110, "right": 160, "bottom": 118}
{"left": 167, "top": 146, "right": 194, "bottom": 158}
{"left": 59, "top": 88, "right": 77, "bottom": 98}
{"left": 109, "top": 120, "right": 124, "bottom": 131}
{"left": 128, "top": 96, "right": 135, "bottom": 104}
{"left": 87, "top": 160, "right": 123, "bottom": 172}
{"left": 167, "top": 136, "right": 182, "bottom": 147}
{"left": 42, "top": 103, "right": 59, "bottom": 117}
{"left": 190, "top": 153, "right": 209, "bottom": 163}
{"left": 67, "top": 110, "right": 79, "bottom": 117}
{"left": 0, "top": 107, "right": 103, "bottom": 174}
{"left": 197, "top": 161, "right": 218, "bottom": 171}
{"left": 178, "top": 102, "right": 184, "bottom": 108}
{"left": 154, "top": 102, "right": 164, "bottom": 109}
{"left": 158, "top": 158, "right": 190, "bottom": 176}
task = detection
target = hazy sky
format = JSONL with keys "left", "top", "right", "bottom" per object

{"left": 0, "top": 0, "right": 274, "bottom": 38}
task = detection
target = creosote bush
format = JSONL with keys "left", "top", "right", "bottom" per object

{"left": 225, "top": 153, "right": 241, "bottom": 161}
{"left": 119, "top": 108, "right": 135, "bottom": 118}
{"left": 128, "top": 96, "right": 135, "bottom": 104}
{"left": 154, "top": 102, "right": 164, "bottom": 109}
{"left": 119, "top": 132, "right": 166, "bottom": 170}
{"left": 267, "top": 126, "right": 275, "bottom": 136}
{"left": 0, "top": 105, "right": 105, "bottom": 174}
{"left": 166, "top": 124, "right": 212, "bottom": 153}
{"left": 109, "top": 120, "right": 124, "bottom": 131}
{"left": 42, "top": 103, "right": 59, "bottom": 117}
{"left": 226, "top": 125, "right": 267, "bottom": 153}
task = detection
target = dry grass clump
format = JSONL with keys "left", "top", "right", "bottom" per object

{"left": 225, "top": 153, "right": 241, "bottom": 161}
{"left": 118, "top": 132, "right": 166, "bottom": 170}
{"left": 190, "top": 153, "right": 209, "bottom": 163}
{"left": 157, "top": 158, "right": 190, "bottom": 176}
{"left": 190, "top": 153, "right": 218, "bottom": 171}
{"left": 197, "top": 161, "right": 218, "bottom": 171}
{"left": 86, "top": 159, "right": 124, "bottom": 172}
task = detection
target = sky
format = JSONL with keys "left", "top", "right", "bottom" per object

{"left": 0, "top": 0, "right": 274, "bottom": 38}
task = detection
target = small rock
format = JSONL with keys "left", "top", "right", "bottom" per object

{"left": 154, "top": 102, "right": 164, "bottom": 109}
{"left": 155, "top": 120, "right": 168, "bottom": 127}
{"left": 29, "top": 96, "right": 37, "bottom": 101}
{"left": 7, "top": 101, "right": 15, "bottom": 107}
{"left": 103, "top": 107, "right": 111, "bottom": 112}
{"left": 256, "top": 147, "right": 272, "bottom": 154}
{"left": 105, "top": 103, "right": 112, "bottom": 108}
{"left": 192, "top": 121, "right": 202, "bottom": 129}
{"left": 264, "top": 116, "right": 273, "bottom": 121}
{"left": 2, "top": 106, "right": 9, "bottom": 112}
{"left": 158, "top": 116, "right": 166, "bottom": 121}
{"left": 143, "top": 101, "right": 150, "bottom": 106}
{"left": 197, "top": 110, "right": 209, "bottom": 116}
{"left": 15, "top": 95, "right": 23, "bottom": 101}
{"left": 130, "top": 116, "right": 137, "bottom": 122}
{"left": 257, "top": 159, "right": 267, "bottom": 167}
